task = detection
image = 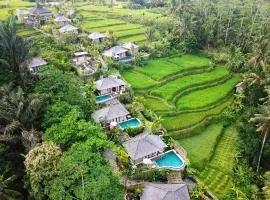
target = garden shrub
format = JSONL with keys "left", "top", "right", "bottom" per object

{"left": 126, "top": 126, "right": 144, "bottom": 137}
{"left": 132, "top": 168, "right": 170, "bottom": 182}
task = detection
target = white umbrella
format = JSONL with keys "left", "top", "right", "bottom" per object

{"left": 143, "top": 158, "right": 153, "bottom": 165}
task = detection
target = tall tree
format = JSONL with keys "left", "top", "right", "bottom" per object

{"left": 24, "top": 142, "right": 62, "bottom": 200}
{"left": 249, "top": 104, "right": 270, "bottom": 172}
{"left": 0, "top": 84, "right": 44, "bottom": 135}
{"left": 0, "top": 16, "right": 33, "bottom": 85}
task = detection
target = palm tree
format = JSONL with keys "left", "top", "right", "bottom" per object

{"left": 0, "top": 84, "right": 44, "bottom": 135}
{"left": 249, "top": 104, "right": 270, "bottom": 172}
{"left": 0, "top": 16, "right": 33, "bottom": 85}
{"left": 0, "top": 174, "right": 22, "bottom": 200}
{"left": 248, "top": 36, "right": 269, "bottom": 72}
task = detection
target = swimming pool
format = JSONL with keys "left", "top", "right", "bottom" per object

{"left": 96, "top": 94, "right": 113, "bottom": 103}
{"left": 154, "top": 150, "right": 185, "bottom": 170}
{"left": 119, "top": 118, "right": 141, "bottom": 130}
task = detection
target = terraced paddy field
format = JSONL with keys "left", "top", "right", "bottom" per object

{"left": 0, "top": 0, "right": 34, "bottom": 20}
{"left": 122, "top": 54, "right": 239, "bottom": 197}
{"left": 78, "top": 6, "right": 152, "bottom": 43}
{"left": 196, "top": 125, "right": 239, "bottom": 197}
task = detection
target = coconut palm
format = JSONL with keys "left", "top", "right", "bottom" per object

{"left": 248, "top": 37, "right": 269, "bottom": 72}
{"left": 249, "top": 104, "right": 270, "bottom": 172}
{"left": 0, "top": 16, "right": 33, "bottom": 84}
{"left": 0, "top": 84, "right": 44, "bottom": 135}
{"left": 0, "top": 174, "right": 22, "bottom": 200}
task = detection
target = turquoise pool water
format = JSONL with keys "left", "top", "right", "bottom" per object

{"left": 96, "top": 94, "right": 112, "bottom": 103}
{"left": 119, "top": 118, "right": 141, "bottom": 129}
{"left": 155, "top": 151, "right": 185, "bottom": 169}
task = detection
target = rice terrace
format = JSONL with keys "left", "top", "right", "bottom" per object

{"left": 0, "top": 0, "right": 269, "bottom": 200}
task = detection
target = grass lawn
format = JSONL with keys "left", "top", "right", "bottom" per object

{"left": 163, "top": 97, "right": 233, "bottom": 131}
{"left": 152, "top": 66, "right": 230, "bottom": 101}
{"left": 122, "top": 70, "right": 157, "bottom": 89}
{"left": 178, "top": 123, "right": 224, "bottom": 167}
{"left": 135, "top": 55, "right": 210, "bottom": 81}
{"left": 142, "top": 96, "right": 171, "bottom": 112}
{"left": 176, "top": 76, "right": 238, "bottom": 110}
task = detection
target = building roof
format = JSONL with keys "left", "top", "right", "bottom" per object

{"left": 29, "top": 4, "right": 52, "bottom": 15}
{"left": 123, "top": 134, "right": 167, "bottom": 161}
{"left": 54, "top": 15, "right": 71, "bottom": 22}
{"left": 74, "top": 52, "right": 88, "bottom": 57}
{"left": 122, "top": 42, "right": 139, "bottom": 50}
{"left": 59, "top": 24, "right": 78, "bottom": 33}
{"left": 26, "top": 57, "right": 47, "bottom": 69}
{"left": 141, "top": 183, "right": 190, "bottom": 200}
{"left": 89, "top": 32, "right": 105, "bottom": 40}
{"left": 102, "top": 46, "right": 128, "bottom": 57}
{"left": 91, "top": 103, "right": 129, "bottom": 123}
{"left": 95, "top": 76, "right": 126, "bottom": 91}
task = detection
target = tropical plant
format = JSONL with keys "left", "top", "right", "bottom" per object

{"left": 0, "top": 16, "right": 33, "bottom": 84}
{"left": 249, "top": 104, "right": 270, "bottom": 172}
{"left": 24, "top": 142, "right": 62, "bottom": 200}
{"left": 0, "top": 174, "right": 22, "bottom": 200}
{"left": 45, "top": 144, "right": 124, "bottom": 200}
{"left": 248, "top": 37, "right": 269, "bottom": 72}
{"left": 0, "top": 84, "right": 44, "bottom": 135}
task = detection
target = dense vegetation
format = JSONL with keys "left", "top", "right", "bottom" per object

{"left": 0, "top": 0, "right": 270, "bottom": 199}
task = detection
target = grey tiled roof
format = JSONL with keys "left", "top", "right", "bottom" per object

{"left": 122, "top": 42, "right": 139, "bottom": 50}
{"left": 141, "top": 183, "right": 190, "bottom": 200}
{"left": 91, "top": 103, "right": 129, "bottom": 123}
{"left": 102, "top": 46, "right": 128, "bottom": 57}
{"left": 59, "top": 24, "right": 78, "bottom": 33}
{"left": 89, "top": 32, "right": 105, "bottom": 40}
{"left": 95, "top": 76, "right": 126, "bottom": 90}
{"left": 26, "top": 57, "right": 47, "bottom": 69}
{"left": 54, "top": 15, "right": 71, "bottom": 22}
{"left": 123, "top": 134, "right": 167, "bottom": 161}
{"left": 29, "top": 5, "right": 51, "bottom": 15}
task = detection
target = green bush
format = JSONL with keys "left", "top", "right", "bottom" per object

{"left": 132, "top": 168, "right": 170, "bottom": 182}
{"left": 125, "top": 126, "right": 144, "bottom": 137}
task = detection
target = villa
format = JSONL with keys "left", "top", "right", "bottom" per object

{"left": 54, "top": 15, "right": 71, "bottom": 26}
{"left": 91, "top": 103, "right": 130, "bottom": 125}
{"left": 59, "top": 24, "right": 79, "bottom": 34}
{"left": 89, "top": 32, "right": 106, "bottom": 43}
{"left": 141, "top": 183, "right": 190, "bottom": 200}
{"left": 25, "top": 57, "right": 47, "bottom": 73}
{"left": 123, "top": 134, "right": 167, "bottom": 165}
{"left": 122, "top": 42, "right": 139, "bottom": 55}
{"left": 24, "top": 3, "right": 52, "bottom": 27}
{"left": 94, "top": 76, "right": 127, "bottom": 95}
{"left": 102, "top": 43, "right": 139, "bottom": 61}
{"left": 102, "top": 46, "right": 129, "bottom": 60}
